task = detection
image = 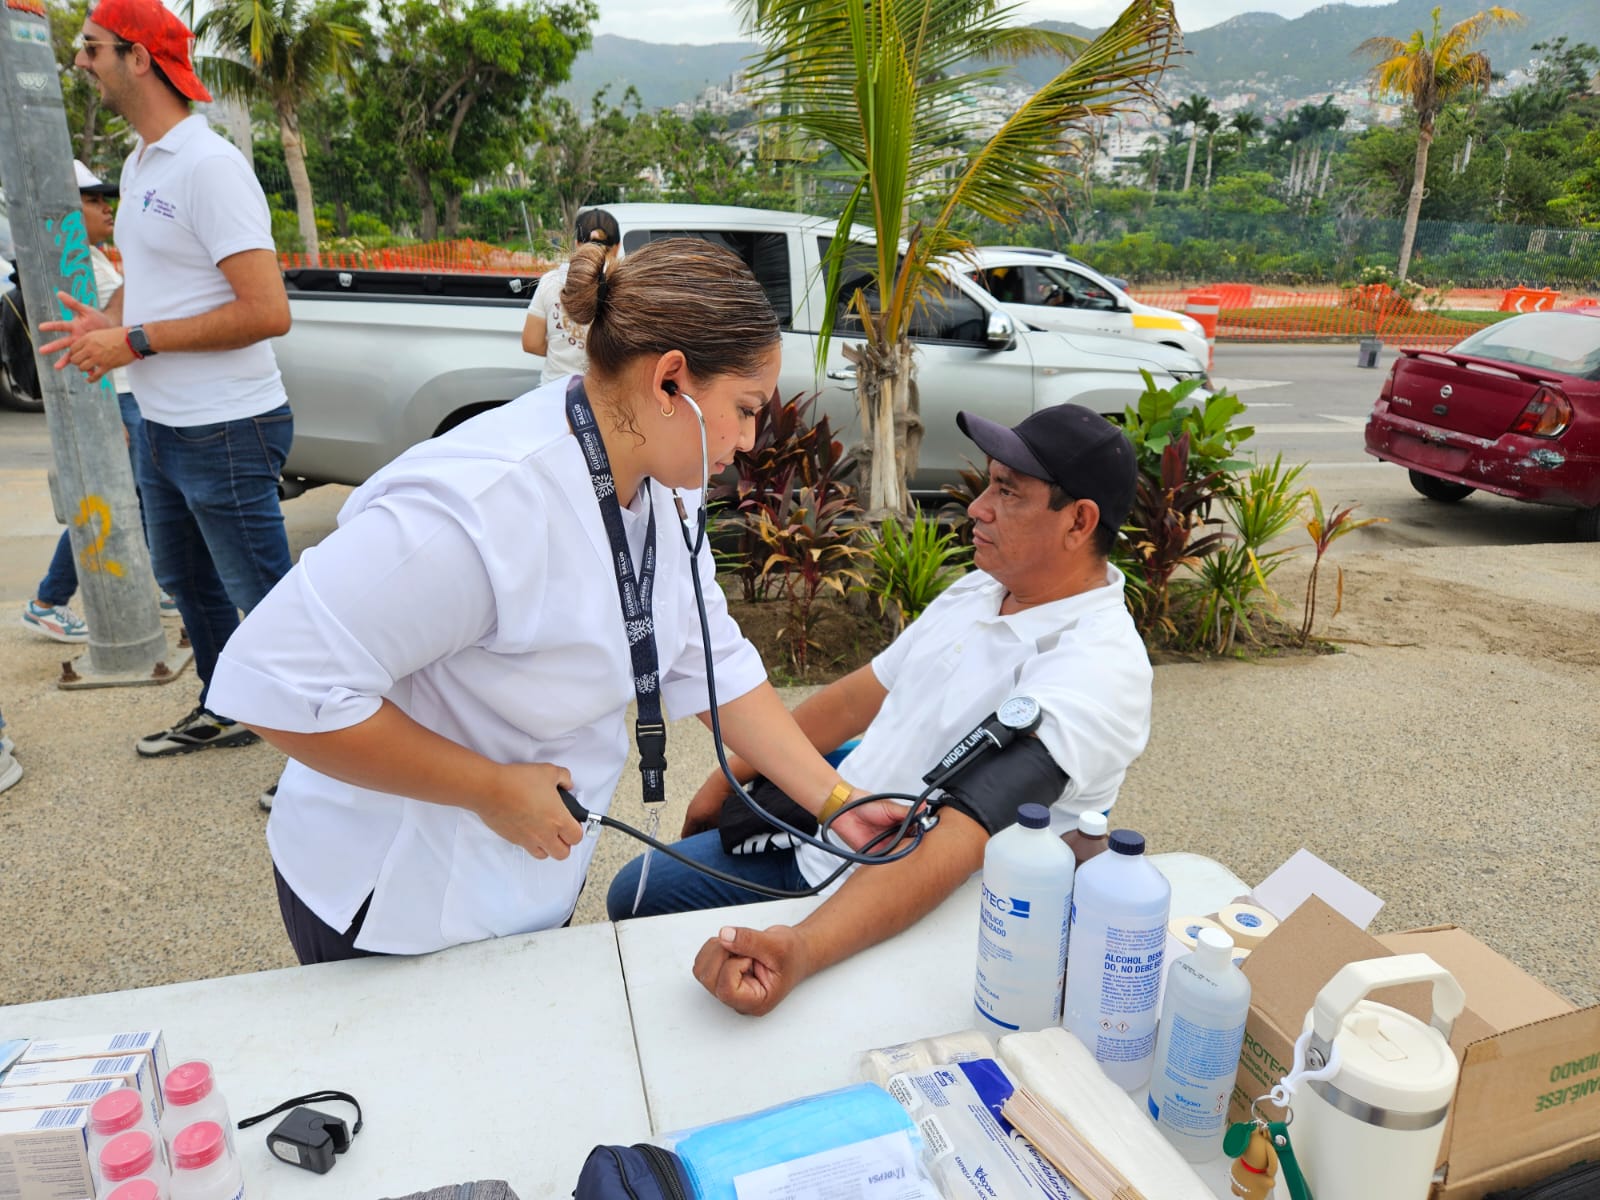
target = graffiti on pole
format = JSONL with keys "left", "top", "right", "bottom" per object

{"left": 74, "top": 494, "right": 125, "bottom": 578}
{"left": 44, "top": 211, "right": 99, "bottom": 313}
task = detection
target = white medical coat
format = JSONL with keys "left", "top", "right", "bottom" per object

{"left": 207, "top": 380, "right": 766, "bottom": 953}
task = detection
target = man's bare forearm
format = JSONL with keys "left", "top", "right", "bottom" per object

{"left": 792, "top": 809, "right": 986, "bottom": 973}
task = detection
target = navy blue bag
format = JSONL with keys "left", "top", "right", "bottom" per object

{"left": 574, "top": 1144, "right": 694, "bottom": 1200}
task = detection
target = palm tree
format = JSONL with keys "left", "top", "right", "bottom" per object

{"left": 192, "top": 0, "right": 362, "bottom": 262}
{"left": 1166, "top": 93, "right": 1211, "bottom": 192}
{"left": 1228, "top": 109, "right": 1263, "bottom": 155}
{"left": 1199, "top": 110, "right": 1223, "bottom": 190}
{"left": 1358, "top": 5, "right": 1522, "bottom": 281}
{"left": 740, "top": 0, "right": 1178, "bottom": 515}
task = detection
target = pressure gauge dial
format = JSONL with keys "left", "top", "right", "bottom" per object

{"left": 997, "top": 695, "right": 1042, "bottom": 735}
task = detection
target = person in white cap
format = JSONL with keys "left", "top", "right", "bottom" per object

{"left": 20, "top": 160, "right": 172, "bottom": 643}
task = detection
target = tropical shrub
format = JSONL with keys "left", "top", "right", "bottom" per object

{"left": 859, "top": 509, "right": 972, "bottom": 633}
{"left": 711, "top": 391, "right": 855, "bottom": 602}
{"left": 1174, "top": 456, "right": 1308, "bottom": 652}
{"left": 752, "top": 486, "right": 870, "bottom": 676}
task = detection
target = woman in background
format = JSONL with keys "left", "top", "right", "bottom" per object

{"left": 522, "top": 208, "right": 620, "bottom": 385}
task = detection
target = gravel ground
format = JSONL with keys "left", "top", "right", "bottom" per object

{"left": 2, "top": 473, "right": 1596, "bottom": 1011}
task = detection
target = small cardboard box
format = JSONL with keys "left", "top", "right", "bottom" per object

{"left": 0, "top": 1052, "right": 161, "bottom": 1121}
{"left": 0, "top": 1079, "right": 120, "bottom": 1114}
{"left": 1229, "top": 897, "right": 1600, "bottom": 1200}
{"left": 0, "top": 1105, "right": 94, "bottom": 1200}
{"left": 17, "top": 1032, "right": 170, "bottom": 1105}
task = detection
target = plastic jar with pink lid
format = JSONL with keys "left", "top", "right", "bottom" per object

{"left": 107, "top": 1179, "right": 169, "bottom": 1200}
{"left": 100, "top": 1130, "right": 170, "bottom": 1195}
{"left": 160, "top": 1061, "right": 235, "bottom": 1155}
{"left": 170, "top": 1121, "right": 245, "bottom": 1200}
{"left": 90, "top": 1087, "right": 163, "bottom": 1174}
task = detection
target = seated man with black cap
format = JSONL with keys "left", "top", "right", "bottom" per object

{"left": 608, "top": 404, "right": 1154, "bottom": 1016}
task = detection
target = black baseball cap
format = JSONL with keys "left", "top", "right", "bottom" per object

{"left": 956, "top": 404, "right": 1136, "bottom": 532}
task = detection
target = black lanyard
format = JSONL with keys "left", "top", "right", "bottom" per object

{"left": 566, "top": 376, "right": 667, "bottom": 807}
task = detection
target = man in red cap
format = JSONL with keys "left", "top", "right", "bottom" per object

{"left": 40, "top": 0, "right": 296, "bottom": 763}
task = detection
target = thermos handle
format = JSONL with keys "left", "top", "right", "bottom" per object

{"left": 1311, "top": 953, "right": 1466, "bottom": 1044}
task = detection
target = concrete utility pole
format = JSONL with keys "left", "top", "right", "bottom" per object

{"left": 0, "top": 0, "right": 184, "bottom": 688}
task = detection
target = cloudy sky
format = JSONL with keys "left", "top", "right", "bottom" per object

{"left": 591, "top": 0, "right": 1400, "bottom": 44}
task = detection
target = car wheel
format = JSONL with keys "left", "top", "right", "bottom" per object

{"left": 1576, "top": 506, "right": 1600, "bottom": 542}
{"left": 0, "top": 365, "right": 43, "bottom": 414}
{"left": 1408, "top": 470, "right": 1475, "bottom": 503}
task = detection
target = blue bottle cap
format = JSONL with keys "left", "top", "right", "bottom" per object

{"left": 1016, "top": 803, "right": 1051, "bottom": 830}
{"left": 1109, "top": 829, "right": 1145, "bottom": 855}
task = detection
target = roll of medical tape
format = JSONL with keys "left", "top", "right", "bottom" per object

{"left": 1168, "top": 915, "right": 1224, "bottom": 949}
{"left": 1217, "top": 903, "right": 1279, "bottom": 948}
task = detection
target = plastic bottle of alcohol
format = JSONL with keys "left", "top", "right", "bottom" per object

{"left": 1072, "top": 811, "right": 1110, "bottom": 866}
{"left": 1062, "top": 828, "right": 1172, "bottom": 1090}
{"left": 974, "top": 803, "right": 1075, "bottom": 1033}
{"left": 1147, "top": 927, "right": 1253, "bottom": 1161}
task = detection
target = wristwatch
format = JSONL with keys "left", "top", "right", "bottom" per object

{"left": 126, "top": 325, "right": 157, "bottom": 359}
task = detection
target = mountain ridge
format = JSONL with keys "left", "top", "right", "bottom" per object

{"left": 561, "top": 0, "right": 1600, "bottom": 112}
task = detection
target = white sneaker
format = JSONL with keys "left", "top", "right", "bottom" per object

{"left": 0, "top": 748, "right": 21, "bottom": 795}
{"left": 21, "top": 601, "right": 88, "bottom": 643}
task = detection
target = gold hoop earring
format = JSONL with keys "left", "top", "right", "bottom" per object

{"left": 660, "top": 404, "right": 676, "bottom": 418}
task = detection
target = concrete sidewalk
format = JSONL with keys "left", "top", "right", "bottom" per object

{"left": 2, "top": 463, "right": 1596, "bottom": 1011}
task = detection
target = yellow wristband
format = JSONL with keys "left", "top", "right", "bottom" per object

{"left": 818, "top": 781, "right": 854, "bottom": 824}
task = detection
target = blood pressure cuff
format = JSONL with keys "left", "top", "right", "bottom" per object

{"left": 934, "top": 736, "right": 1068, "bottom": 836}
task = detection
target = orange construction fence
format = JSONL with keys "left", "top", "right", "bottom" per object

{"left": 1122, "top": 282, "right": 1587, "bottom": 347}
{"left": 278, "top": 239, "right": 558, "bottom": 276}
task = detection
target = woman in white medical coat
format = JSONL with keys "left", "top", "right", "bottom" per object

{"left": 208, "top": 239, "right": 888, "bottom": 963}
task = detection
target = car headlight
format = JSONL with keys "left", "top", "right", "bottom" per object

{"left": 1167, "top": 368, "right": 1208, "bottom": 382}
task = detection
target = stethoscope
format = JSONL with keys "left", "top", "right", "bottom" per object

{"left": 557, "top": 381, "right": 945, "bottom": 902}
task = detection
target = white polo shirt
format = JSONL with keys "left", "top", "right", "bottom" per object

{"left": 794, "top": 566, "right": 1153, "bottom": 888}
{"left": 207, "top": 379, "right": 767, "bottom": 954}
{"left": 115, "top": 114, "right": 287, "bottom": 426}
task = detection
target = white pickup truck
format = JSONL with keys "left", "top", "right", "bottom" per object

{"left": 274, "top": 203, "right": 1206, "bottom": 494}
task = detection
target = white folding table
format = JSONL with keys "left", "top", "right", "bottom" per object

{"left": 0, "top": 922, "right": 646, "bottom": 1200}
{"left": 616, "top": 851, "right": 1250, "bottom": 1137}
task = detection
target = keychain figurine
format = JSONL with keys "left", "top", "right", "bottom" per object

{"left": 1225, "top": 1097, "right": 1314, "bottom": 1200}
{"left": 1225, "top": 1121, "right": 1278, "bottom": 1200}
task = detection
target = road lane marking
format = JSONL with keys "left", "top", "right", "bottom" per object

{"left": 1212, "top": 377, "right": 1293, "bottom": 392}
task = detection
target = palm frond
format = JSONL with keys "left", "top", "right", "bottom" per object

{"left": 936, "top": 0, "right": 1177, "bottom": 230}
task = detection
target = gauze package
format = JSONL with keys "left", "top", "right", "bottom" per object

{"left": 886, "top": 1060, "right": 1078, "bottom": 1200}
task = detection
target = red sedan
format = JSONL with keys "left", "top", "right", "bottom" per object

{"left": 1365, "top": 309, "right": 1600, "bottom": 539}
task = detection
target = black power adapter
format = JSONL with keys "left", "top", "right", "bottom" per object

{"left": 237, "top": 1090, "right": 363, "bottom": 1175}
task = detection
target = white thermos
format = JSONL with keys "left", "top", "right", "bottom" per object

{"left": 1295, "top": 954, "right": 1465, "bottom": 1200}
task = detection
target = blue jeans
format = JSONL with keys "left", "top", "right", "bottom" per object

{"left": 35, "top": 393, "right": 145, "bottom": 606}
{"left": 606, "top": 830, "right": 810, "bottom": 920}
{"left": 138, "top": 404, "right": 294, "bottom": 705}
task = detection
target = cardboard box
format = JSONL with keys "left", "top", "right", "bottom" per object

{"left": 0, "top": 1079, "right": 120, "bottom": 1114}
{"left": 0, "top": 1053, "right": 161, "bottom": 1121}
{"left": 17, "top": 1032, "right": 169, "bottom": 1105}
{"left": 1228, "top": 896, "right": 1600, "bottom": 1200}
{"left": 0, "top": 1105, "right": 94, "bottom": 1200}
